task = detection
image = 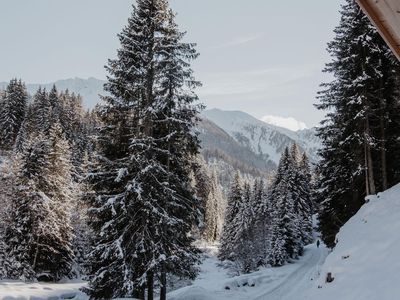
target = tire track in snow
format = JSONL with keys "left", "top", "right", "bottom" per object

{"left": 253, "top": 245, "right": 326, "bottom": 300}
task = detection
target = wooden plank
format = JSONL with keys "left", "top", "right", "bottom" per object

{"left": 356, "top": 0, "right": 400, "bottom": 60}
{"left": 375, "top": 0, "right": 400, "bottom": 41}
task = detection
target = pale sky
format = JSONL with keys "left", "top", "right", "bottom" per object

{"left": 0, "top": 0, "right": 343, "bottom": 127}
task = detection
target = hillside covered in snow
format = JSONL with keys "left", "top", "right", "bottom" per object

{"left": 306, "top": 184, "right": 400, "bottom": 300}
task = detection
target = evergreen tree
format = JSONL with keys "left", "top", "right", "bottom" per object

{"left": 0, "top": 79, "right": 28, "bottom": 150}
{"left": 84, "top": 1, "right": 202, "bottom": 299}
{"left": 0, "top": 157, "right": 15, "bottom": 279}
{"left": 267, "top": 148, "right": 301, "bottom": 266}
{"left": 4, "top": 124, "right": 75, "bottom": 281}
{"left": 219, "top": 172, "right": 243, "bottom": 261}
{"left": 14, "top": 104, "right": 35, "bottom": 154}
{"left": 251, "top": 178, "right": 270, "bottom": 267}
{"left": 298, "top": 152, "right": 314, "bottom": 244}
{"left": 234, "top": 182, "right": 256, "bottom": 273}
{"left": 32, "top": 87, "right": 51, "bottom": 134}
{"left": 203, "top": 169, "right": 225, "bottom": 243}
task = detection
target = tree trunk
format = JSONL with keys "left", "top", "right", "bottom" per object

{"left": 379, "top": 99, "right": 388, "bottom": 191}
{"left": 160, "top": 266, "right": 167, "bottom": 300}
{"left": 133, "top": 286, "right": 146, "bottom": 300}
{"left": 364, "top": 140, "right": 370, "bottom": 195}
{"left": 147, "top": 272, "right": 154, "bottom": 300}
{"left": 365, "top": 116, "right": 376, "bottom": 195}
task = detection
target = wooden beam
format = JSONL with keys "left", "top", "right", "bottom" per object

{"left": 356, "top": 0, "right": 400, "bottom": 60}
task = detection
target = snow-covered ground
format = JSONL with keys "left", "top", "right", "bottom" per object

{"left": 0, "top": 280, "right": 87, "bottom": 300}
{"left": 0, "top": 244, "right": 327, "bottom": 300}
{"left": 168, "top": 243, "right": 328, "bottom": 300}
{"left": 2, "top": 184, "right": 399, "bottom": 300}
{"left": 306, "top": 184, "right": 400, "bottom": 300}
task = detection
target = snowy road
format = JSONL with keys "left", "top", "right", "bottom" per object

{"left": 253, "top": 245, "right": 328, "bottom": 300}
{"left": 169, "top": 243, "right": 329, "bottom": 300}
{"left": 0, "top": 244, "right": 328, "bottom": 300}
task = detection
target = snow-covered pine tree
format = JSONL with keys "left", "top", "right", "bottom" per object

{"left": 48, "top": 85, "right": 61, "bottom": 127}
{"left": 267, "top": 147, "right": 301, "bottom": 266}
{"left": 0, "top": 79, "right": 28, "bottom": 150}
{"left": 84, "top": 1, "right": 202, "bottom": 299}
{"left": 289, "top": 144, "right": 313, "bottom": 247}
{"left": 316, "top": 0, "right": 400, "bottom": 248}
{"left": 219, "top": 172, "right": 243, "bottom": 261}
{"left": 71, "top": 152, "right": 93, "bottom": 278}
{"left": 0, "top": 156, "right": 15, "bottom": 279}
{"left": 203, "top": 169, "right": 225, "bottom": 243}
{"left": 192, "top": 155, "right": 212, "bottom": 234}
{"left": 31, "top": 87, "right": 51, "bottom": 134}
{"left": 4, "top": 123, "right": 75, "bottom": 281}
{"left": 298, "top": 152, "right": 314, "bottom": 244}
{"left": 42, "top": 122, "right": 75, "bottom": 279}
{"left": 234, "top": 182, "right": 257, "bottom": 273}
{"left": 251, "top": 178, "right": 270, "bottom": 268}
{"left": 14, "top": 104, "right": 35, "bottom": 154}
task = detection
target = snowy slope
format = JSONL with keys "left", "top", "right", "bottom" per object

{"left": 202, "top": 109, "right": 320, "bottom": 166}
{"left": 306, "top": 184, "right": 400, "bottom": 300}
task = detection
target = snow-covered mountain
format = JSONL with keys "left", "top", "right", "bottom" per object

{"left": 202, "top": 109, "right": 320, "bottom": 167}
{"left": 197, "top": 118, "right": 276, "bottom": 190}
{"left": 0, "top": 78, "right": 106, "bottom": 109}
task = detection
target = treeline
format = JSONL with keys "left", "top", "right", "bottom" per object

{"left": 219, "top": 144, "right": 314, "bottom": 273}
{"left": 316, "top": 0, "right": 400, "bottom": 248}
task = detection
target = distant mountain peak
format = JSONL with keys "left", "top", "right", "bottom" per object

{"left": 260, "top": 115, "right": 308, "bottom": 132}
{"left": 202, "top": 109, "right": 320, "bottom": 165}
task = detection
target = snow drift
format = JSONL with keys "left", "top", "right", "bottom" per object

{"left": 307, "top": 184, "right": 400, "bottom": 300}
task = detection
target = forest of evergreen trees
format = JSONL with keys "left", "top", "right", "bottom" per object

{"left": 315, "top": 0, "right": 400, "bottom": 248}
{"left": 1, "top": 0, "right": 400, "bottom": 299}
{"left": 219, "top": 145, "right": 313, "bottom": 273}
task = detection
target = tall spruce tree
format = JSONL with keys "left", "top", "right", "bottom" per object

{"left": 234, "top": 182, "right": 256, "bottom": 273}
{"left": 251, "top": 178, "right": 270, "bottom": 268}
{"left": 267, "top": 148, "right": 301, "bottom": 266}
{"left": 298, "top": 152, "right": 314, "bottom": 244}
{"left": 219, "top": 172, "right": 243, "bottom": 261}
{"left": 316, "top": 0, "right": 400, "bottom": 248}
{"left": 32, "top": 87, "right": 51, "bottom": 134}
{"left": 84, "top": 1, "right": 202, "bottom": 299}
{"left": 0, "top": 79, "right": 28, "bottom": 150}
{"left": 203, "top": 169, "right": 225, "bottom": 243}
{"left": 4, "top": 126, "right": 75, "bottom": 281}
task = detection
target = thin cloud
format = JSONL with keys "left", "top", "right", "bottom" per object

{"left": 207, "top": 33, "right": 263, "bottom": 50}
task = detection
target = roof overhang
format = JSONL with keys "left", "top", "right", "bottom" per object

{"left": 356, "top": 0, "right": 400, "bottom": 60}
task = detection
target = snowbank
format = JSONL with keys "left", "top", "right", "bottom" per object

{"left": 307, "top": 184, "right": 400, "bottom": 300}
